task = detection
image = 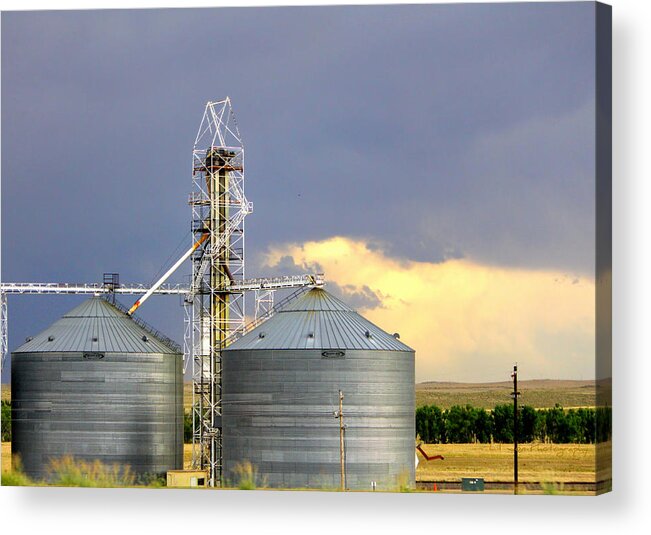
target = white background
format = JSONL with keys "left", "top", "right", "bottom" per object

{"left": 0, "top": 0, "right": 648, "bottom": 532}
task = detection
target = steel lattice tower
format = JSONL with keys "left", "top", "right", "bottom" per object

{"left": 186, "top": 98, "right": 251, "bottom": 486}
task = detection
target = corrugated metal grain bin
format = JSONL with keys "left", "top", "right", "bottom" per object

{"left": 222, "top": 287, "right": 415, "bottom": 490}
{"left": 11, "top": 297, "right": 183, "bottom": 480}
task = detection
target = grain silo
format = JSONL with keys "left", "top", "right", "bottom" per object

{"left": 11, "top": 297, "right": 183, "bottom": 480}
{"left": 222, "top": 287, "right": 415, "bottom": 490}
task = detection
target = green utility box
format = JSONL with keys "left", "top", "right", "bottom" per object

{"left": 461, "top": 477, "right": 485, "bottom": 491}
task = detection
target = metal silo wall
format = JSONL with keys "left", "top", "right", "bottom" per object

{"left": 11, "top": 351, "right": 183, "bottom": 481}
{"left": 222, "top": 349, "right": 415, "bottom": 490}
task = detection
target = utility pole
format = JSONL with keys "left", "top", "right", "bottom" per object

{"left": 336, "top": 390, "right": 346, "bottom": 491}
{"left": 511, "top": 364, "right": 520, "bottom": 495}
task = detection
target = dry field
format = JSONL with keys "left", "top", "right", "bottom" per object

{"left": 415, "top": 442, "right": 606, "bottom": 483}
{"left": 2, "top": 442, "right": 11, "bottom": 473}
{"left": 185, "top": 380, "right": 601, "bottom": 411}
{"left": 416, "top": 379, "right": 603, "bottom": 409}
{"left": 184, "top": 443, "right": 192, "bottom": 469}
{"left": 183, "top": 382, "right": 193, "bottom": 411}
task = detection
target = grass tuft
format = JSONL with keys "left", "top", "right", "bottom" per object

{"left": 231, "top": 461, "right": 266, "bottom": 490}
{"left": 395, "top": 470, "right": 414, "bottom": 493}
{"left": 46, "top": 456, "right": 136, "bottom": 488}
{"left": 1, "top": 455, "right": 34, "bottom": 486}
{"left": 540, "top": 480, "right": 566, "bottom": 495}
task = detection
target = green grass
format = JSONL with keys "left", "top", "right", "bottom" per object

{"left": 1, "top": 456, "right": 35, "bottom": 486}
{"left": 540, "top": 481, "right": 566, "bottom": 495}
{"left": 46, "top": 456, "right": 137, "bottom": 487}
{"left": 395, "top": 469, "right": 415, "bottom": 492}
{"left": 1, "top": 450, "right": 166, "bottom": 488}
{"left": 225, "top": 461, "right": 267, "bottom": 490}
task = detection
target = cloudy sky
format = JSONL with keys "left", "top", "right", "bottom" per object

{"left": 1, "top": 3, "right": 597, "bottom": 383}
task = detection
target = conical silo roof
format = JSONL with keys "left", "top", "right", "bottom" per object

{"left": 13, "top": 297, "right": 180, "bottom": 354}
{"left": 225, "top": 287, "right": 413, "bottom": 351}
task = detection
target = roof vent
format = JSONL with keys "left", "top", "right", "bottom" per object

{"left": 259, "top": 332, "right": 266, "bottom": 339}
{"left": 25, "top": 336, "right": 33, "bottom": 343}
{"left": 393, "top": 332, "right": 400, "bottom": 339}
{"left": 364, "top": 330, "right": 372, "bottom": 339}
{"left": 142, "top": 335, "right": 149, "bottom": 342}
{"left": 307, "top": 332, "right": 315, "bottom": 339}
{"left": 92, "top": 336, "right": 98, "bottom": 342}
{"left": 48, "top": 335, "right": 55, "bottom": 342}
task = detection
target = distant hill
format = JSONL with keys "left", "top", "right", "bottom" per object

{"left": 416, "top": 379, "right": 604, "bottom": 409}
{"left": 2, "top": 379, "right": 606, "bottom": 411}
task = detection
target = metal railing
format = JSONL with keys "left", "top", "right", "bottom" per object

{"left": 101, "top": 295, "right": 182, "bottom": 353}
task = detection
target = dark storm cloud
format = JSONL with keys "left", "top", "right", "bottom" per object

{"left": 256, "top": 254, "right": 324, "bottom": 278}
{"left": 257, "top": 252, "right": 383, "bottom": 311}
{"left": 326, "top": 283, "right": 384, "bottom": 312}
{"left": 1, "top": 3, "right": 596, "bottom": 381}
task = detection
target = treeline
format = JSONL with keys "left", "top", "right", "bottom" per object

{"left": 1, "top": 401, "right": 10, "bottom": 442}
{"left": 416, "top": 404, "right": 612, "bottom": 444}
{"left": 184, "top": 411, "right": 192, "bottom": 443}
{"left": 2, "top": 402, "right": 612, "bottom": 446}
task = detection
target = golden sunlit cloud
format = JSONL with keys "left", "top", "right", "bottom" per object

{"left": 262, "top": 236, "right": 595, "bottom": 383}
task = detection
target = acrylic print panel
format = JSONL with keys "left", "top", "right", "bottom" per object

{"left": 0, "top": 1, "right": 611, "bottom": 495}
